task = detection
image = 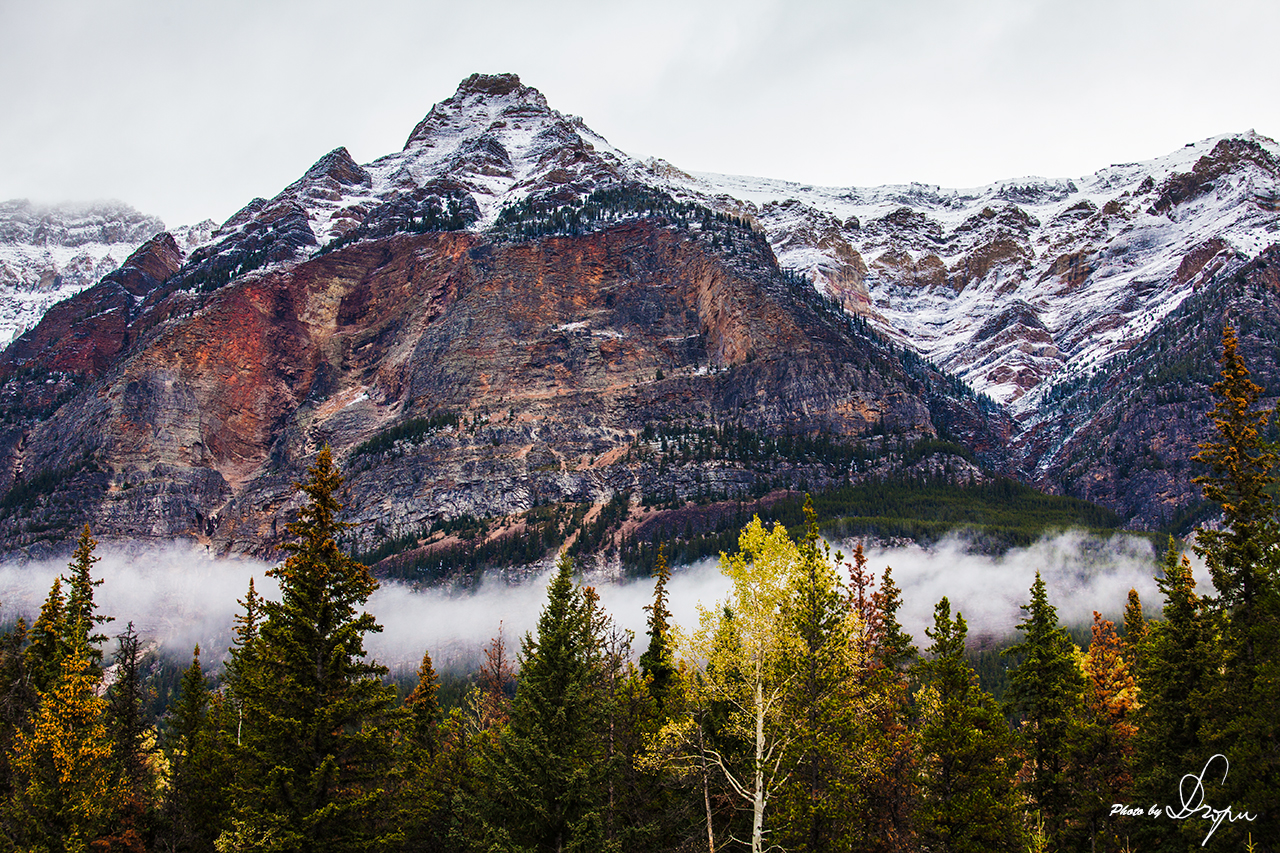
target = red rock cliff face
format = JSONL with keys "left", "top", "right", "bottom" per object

{"left": 0, "top": 219, "right": 1000, "bottom": 557}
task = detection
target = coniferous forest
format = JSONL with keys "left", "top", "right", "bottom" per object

{"left": 0, "top": 326, "right": 1277, "bottom": 852}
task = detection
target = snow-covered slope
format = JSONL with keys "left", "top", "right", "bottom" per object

{"left": 0, "top": 200, "right": 216, "bottom": 345}
{"left": 663, "top": 132, "right": 1280, "bottom": 414}
{"left": 0, "top": 200, "right": 163, "bottom": 344}
{"left": 174, "top": 74, "right": 1280, "bottom": 423}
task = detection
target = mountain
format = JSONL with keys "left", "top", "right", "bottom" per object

{"left": 2, "top": 72, "right": 1278, "bottom": 563}
{"left": 0, "top": 75, "right": 1001, "bottom": 563}
{"left": 0, "top": 200, "right": 194, "bottom": 345}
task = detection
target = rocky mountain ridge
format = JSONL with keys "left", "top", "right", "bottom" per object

{"left": 0, "top": 199, "right": 213, "bottom": 345}
{"left": 2, "top": 73, "right": 1278, "bottom": 562}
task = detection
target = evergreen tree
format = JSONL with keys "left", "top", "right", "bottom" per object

{"left": 64, "top": 525, "right": 112, "bottom": 665}
{"left": 0, "top": 617, "right": 35, "bottom": 803}
{"left": 3, "top": 622, "right": 125, "bottom": 851}
{"left": 468, "top": 552, "right": 613, "bottom": 852}
{"left": 914, "top": 597, "right": 1023, "bottom": 853}
{"left": 639, "top": 544, "right": 676, "bottom": 711}
{"left": 1129, "top": 541, "right": 1213, "bottom": 851}
{"left": 220, "top": 445, "right": 397, "bottom": 853}
{"left": 103, "top": 621, "right": 157, "bottom": 850}
{"left": 1003, "top": 571, "right": 1086, "bottom": 849}
{"left": 1064, "top": 613, "right": 1138, "bottom": 852}
{"left": 390, "top": 650, "right": 451, "bottom": 852}
{"left": 1192, "top": 322, "right": 1279, "bottom": 614}
{"left": 1122, "top": 587, "right": 1148, "bottom": 674}
{"left": 855, "top": 564, "right": 918, "bottom": 853}
{"left": 1187, "top": 323, "right": 1280, "bottom": 846}
{"left": 25, "top": 578, "right": 69, "bottom": 694}
{"left": 161, "top": 645, "right": 234, "bottom": 853}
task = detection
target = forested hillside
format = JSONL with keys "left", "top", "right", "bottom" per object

{"left": 0, "top": 328, "right": 1276, "bottom": 852}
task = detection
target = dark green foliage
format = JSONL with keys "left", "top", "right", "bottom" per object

{"left": 915, "top": 598, "right": 1024, "bottom": 853}
{"left": 466, "top": 553, "right": 614, "bottom": 852}
{"left": 1003, "top": 571, "right": 1086, "bottom": 848}
{"left": 222, "top": 446, "right": 397, "bottom": 852}
{"left": 349, "top": 412, "right": 461, "bottom": 458}
{"left": 638, "top": 545, "right": 676, "bottom": 710}
{"left": 492, "top": 183, "right": 719, "bottom": 241}
{"left": 160, "top": 646, "right": 234, "bottom": 853}
{"left": 64, "top": 525, "right": 111, "bottom": 664}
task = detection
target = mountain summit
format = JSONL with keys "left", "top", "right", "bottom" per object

{"left": 2, "top": 73, "right": 1279, "bottom": 558}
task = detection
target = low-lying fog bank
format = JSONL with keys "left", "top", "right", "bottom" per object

{"left": 0, "top": 530, "right": 1201, "bottom": 670}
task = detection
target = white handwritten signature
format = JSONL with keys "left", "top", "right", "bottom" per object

{"left": 1110, "top": 754, "right": 1256, "bottom": 846}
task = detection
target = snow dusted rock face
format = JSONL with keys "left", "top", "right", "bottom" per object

{"left": 680, "top": 132, "right": 1280, "bottom": 414}
{"left": 0, "top": 200, "right": 168, "bottom": 344}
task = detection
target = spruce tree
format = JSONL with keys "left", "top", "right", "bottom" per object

{"left": 639, "top": 544, "right": 676, "bottom": 711}
{"left": 775, "top": 497, "right": 860, "bottom": 853}
{"left": 64, "top": 525, "right": 112, "bottom": 664}
{"left": 468, "top": 552, "right": 612, "bottom": 852}
{"left": 1065, "top": 613, "right": 1138, "bottom": 853}
{"left": 1187, "top": 323, "right": 1280, "bottom": 846}
{"left": 915, "top": 597, "right": 1023, "bottom": 853}
{"left": 161, "top": 645, "right": 234, "bottom": 853}
{"left": 1003, "top": 571, "right": 1086, "bottom": 849}
{"left": 3, "top": 618, "right": 124, "bottom": 850}
{"left": 220, "top": 446, "right": 396, "bottom": 853}
{"left": 1192, "top": 322, "right": 1279, "bottom": 614}
{"left": 1129, "top": 541, "right": 1213, "bottom": 851}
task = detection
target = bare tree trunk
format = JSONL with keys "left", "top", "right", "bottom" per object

{"left": 698, "top": 720, "right": 716, "bottom": 853}
{"left": 752, "top": 681, "right": 765, "bottom": 853}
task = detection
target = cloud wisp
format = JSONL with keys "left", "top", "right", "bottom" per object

{"left": 0, "top": 529, "right": 1190, "bottom": 671}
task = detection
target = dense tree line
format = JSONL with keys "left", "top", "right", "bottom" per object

{"left": 0, "top": 324, "right": 1277, "bottom": 851}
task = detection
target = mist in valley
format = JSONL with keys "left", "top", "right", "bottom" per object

{"left": 0, "top": 529, "right": 1198, "bottom": 673}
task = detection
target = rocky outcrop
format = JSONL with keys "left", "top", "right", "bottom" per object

{"left": 0, "top": 214, "right": 1002, "bottom": 558}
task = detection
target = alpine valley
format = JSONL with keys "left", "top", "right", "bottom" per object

{"left": 3, "top": 73, "right": 1280, "bottom": 570}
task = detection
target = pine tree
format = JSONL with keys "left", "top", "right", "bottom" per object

{"left": 0, "top": 617, "right": 35, "bottom": 803}
{"left": 855, "top": 564, "right": 918, "bottom": 853}
{"left": 390, "top": 650, "right": 451, "bottom": 852}
{"left": 468, "top": 552, "right": 613, "bottom": 852}
{"left": 1064, "top": 613, "right": 1138, "bottom": 852}
{"left": 64, "top": 524, "right": 112, "bottom": 664}
{"left": 1129, "top": 541, "right": 1213, "bottom": 851}
{"left": 639, "top": 544, "right": 676, "bottom": 711}
{"left": 103, "top": 621, "right": 157, "bottom": 850}
{"left": 1187, "top": 323, "right": 1280, "bottom": 846}
{"left": 220, "top": 446, "right": 396, "bottom": 853}
{"left": 914, "top": 597, "right": 1023, "bottom": 853}
{"left": 161, "top": 645, "right": 234, "bottom": 853}
{"left": 1192, "top": 322, "right": 1279, "bottom": 614}
{"left": 25, "top": 578, "right": 69, "bottom": 694}
{"left": 4, "top": 621, "right": 125, "bottom": 851}
{"left": 1003, "top": 571, "right": 1086, "bottom": 848}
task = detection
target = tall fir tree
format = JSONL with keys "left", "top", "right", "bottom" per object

{"left": 1187, "top": 323, "right": 1280, "bottom": 848}
{"left": 467, "top": 552, "right": 613, "bottom": 853}
{"left": 160, "top": 645, "right": 234, "bottom": 853}
{"left": 64, "top": 525, "right": 112, "bottom": 665}
{"left": 220, "top": 445, "right": 396, "bottom": 853}
{"left": 1064, "top": 613, "right": 1138, "bottom": 852}
{"left": 1129, "top": 541, "right": 1215, "bottom": 851}
{"left": 2, "top": 614, "right": 125, "bottom": 850}
{"left": 1003, "top": 571, "right": 1086, "bottom": 850}
{"left": 914, "top": 597, "right": 1023, "bottom": 853}
{"left": 639, "top": 544, "right": 676, "bottom": 711}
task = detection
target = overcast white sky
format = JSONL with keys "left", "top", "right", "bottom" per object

{"left": 2, "top": 0, "right": 1277, "bottom": 229}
